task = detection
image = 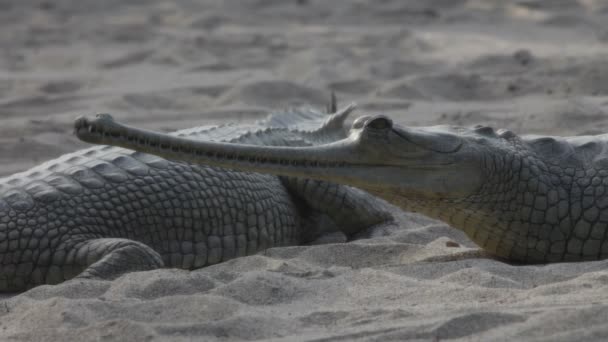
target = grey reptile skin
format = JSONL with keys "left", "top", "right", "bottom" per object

{"left": 0, "top": 105, "right": 393, "bottom": 292}
{"left": 77, "top": 111, "right": 608, "bottom": 264}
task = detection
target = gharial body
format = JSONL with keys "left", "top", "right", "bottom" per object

{"left": 77, "top": 108, "right": 608, "bottom": 264}
{"left": 0, "top": 104, "right": 393, "bottom": 292}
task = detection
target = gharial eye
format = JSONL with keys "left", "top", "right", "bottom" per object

{"left": 352, "top": 115, "right": 371, "bottom": 129}
{"left": 365, "top": 116, "right": 393, "bottom": 130}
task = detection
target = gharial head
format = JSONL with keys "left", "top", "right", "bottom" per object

{"left": 74, "top": 108, "right": 520, "bottom": 209}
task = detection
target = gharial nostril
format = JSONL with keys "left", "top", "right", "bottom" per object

{"left": 365, "top": 115, "right": 393, "bottom": 130}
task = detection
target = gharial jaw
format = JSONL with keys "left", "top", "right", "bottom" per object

{"left": 74, "top": 110, "right": 486, "bottom": 205}
{"left": 80, "top": 110, "right": 601, "bottom": 263}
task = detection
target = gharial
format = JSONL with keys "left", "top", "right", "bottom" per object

{"left": 77, "top": 109, "right": 608, "bottom": 264}
{"left": 0, "top": 102, "right": 394, "bottom": 292}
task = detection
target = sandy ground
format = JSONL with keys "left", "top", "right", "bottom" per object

{"left": 2, "top": 0, "right": 608, "bottom": 341}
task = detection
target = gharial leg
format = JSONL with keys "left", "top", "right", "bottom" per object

{"left": 281, "top": 177, "right": 397, "bottom": 241}
{"left": 49, "top": 238, "right": 164, "bottom": 283}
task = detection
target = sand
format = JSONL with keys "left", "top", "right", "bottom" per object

{"left": 1, "top": 0, "right": 608, "bottom": 341}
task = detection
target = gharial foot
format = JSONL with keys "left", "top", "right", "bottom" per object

{"left": 66, "top": 238, "right": 164, "bottom": 281}
{"left": 282, "top": 177, "right": 396, "bottom": 240}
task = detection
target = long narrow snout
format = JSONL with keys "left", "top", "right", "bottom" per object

{"left": 74, "top": 113, "right": 385, "bottom": 187}
{"left": 75, "top": 113, "right": 482, "bottom": 200}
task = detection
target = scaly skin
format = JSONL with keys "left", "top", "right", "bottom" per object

{"left": 0, "top": 105, "right": 393, "bottom": 292}
{"left": 77, "top": 112, "right": 608, "bottom": 264}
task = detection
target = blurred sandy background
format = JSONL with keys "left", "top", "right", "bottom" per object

{"left": 2, "top": 0, "right": 608, "bottom": 177}
{"left": 2, "top": 1, "right": 608, "bottom": 341}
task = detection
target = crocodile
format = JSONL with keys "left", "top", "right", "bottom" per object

{"left": 76, "top": 111, "right": 608, "bottom": 264}
{"left": 0, "top": 103, "right": 393, "bottom": 292}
